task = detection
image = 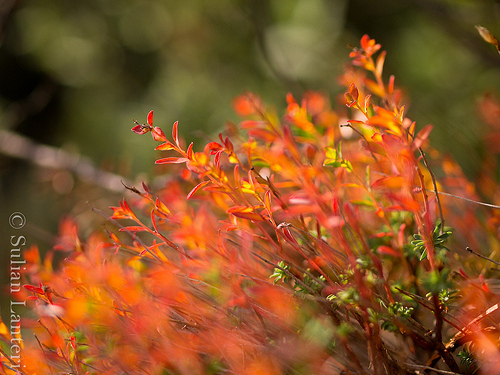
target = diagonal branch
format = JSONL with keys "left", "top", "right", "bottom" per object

{"left": 0, "top": 129, "right": 131, "bottom": 193}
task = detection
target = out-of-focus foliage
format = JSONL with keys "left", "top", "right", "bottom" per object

{"left": 0, "top": 0, "right": 348, "bottom": 258}
{"left": 2, "top": 33, "right": 500, "bottom": 374}
{"left": 1, "top": 0, "right": 500, "bottom": 358}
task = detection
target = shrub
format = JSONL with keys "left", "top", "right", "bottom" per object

{"left": 1, "top": 34, "right": 500, "bottom": 375}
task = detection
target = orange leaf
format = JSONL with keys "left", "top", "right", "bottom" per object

{"left": 155, "top": 198, "right": 170, "bottom": 216}
{"left": 264, "top": 190, "right": 272, "bottom": 212}
{"left": 476, "top": 25, "right": 500, "bottom": 53}
{"left": 227, "top": 205, "right": 264, "bottom": 221}
{"left": 187, "top": 181, "right": 210, "bottom": 199}
{"left": 155, "top": 157, "right": 189, "bottom": 164}
{"left": 232, "top": 93, "right": 263, "bottom": 116}
{"left": 375, "top": 50, "right": 386, "bottom": 78}
{"left": 371, "top": 176, "right": 404, "bottom": 190}
{"left": 119, "top": 226, "right": 149, "bottom": 232}
{"left": 155, "top": 141, "right": 176, "bottom": 151}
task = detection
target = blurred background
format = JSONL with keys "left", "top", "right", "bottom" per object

{"left": 1, "top": 0, "right": 500, "bottom": 297}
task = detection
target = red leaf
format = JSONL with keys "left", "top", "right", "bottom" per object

{"left": 119, "top": 226, "right": 149, "bottom": 232}
{"left": 377, "top": 246, "right": 400, "bottom": 257}
{"left": 480, "top": 274, "right": 491, "bottom": 293}
{"left": 187, "top": 142, "right": 194, "bottom": 160}
{"left": 24, "top": 284, "right": 44, "bottom": 294}
{"left": 370, "top": 232, "right": 393, "bottom": 239}
{"left": 214, "top": 150, "right": 223, "bottom": 170}
{"left": 147, "top": 110, "right": 154, "bottom": 126}
{"left": 155, "top": 157, "right": 189, "bottom": 164}
{"left": 281, "top": 227, "right": 299, "bottom": 245}
{"left": 224, "top": 137, "right": 234, "bottom": 153}
{"left": 142, "top": 182, "right": 152, "bottom": 194}
{"left": 234, "top": 165, "right": 240, "bottom": 187}
{"left": 172, "top": 121, "right": 179, "bottom": 146}
{"left": 151, "top": 209, "right": 158, "bottom": 233}
{"left": 286, "top": 92, "right": 296, "bottom": 104}
{"left": 152, "top": 126, "right": 166, "bottom": 142}
{"left": 207, "top": 141, "right": 223, "bottom": 152}
{"left": 187, "top": 180, "right": 210, "bottom": 199}
{"left": 131, "top": 124, "right": 149, "bottom": 135}
{"left": 412, "top": 124, "right": 433, "bottom": 149}
{"left": 349, "top": 83, "right": 359, "bottom": 102}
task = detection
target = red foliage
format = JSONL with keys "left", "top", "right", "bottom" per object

{"left": 3, "top": 35, "right": 500, "bottom": 375}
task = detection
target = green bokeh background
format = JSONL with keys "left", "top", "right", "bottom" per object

{"left": 1, "top": 0, "right": 500, "bottom": 301}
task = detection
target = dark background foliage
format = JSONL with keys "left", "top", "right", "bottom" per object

{"left": 1, "top": 0, "right": 500, "bottom": 296}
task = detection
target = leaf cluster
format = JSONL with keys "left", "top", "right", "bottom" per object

{"left": 2, "top": 35, "right": 500, "bottom": 375}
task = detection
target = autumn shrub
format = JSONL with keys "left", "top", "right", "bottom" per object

{"left": 2, "top": 34, "right": 500, "bottom": 375}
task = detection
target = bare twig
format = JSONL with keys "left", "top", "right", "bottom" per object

{"left": 429, "top": 189, "right": 500, "bottom": 210}
{"left": 372, "top": 170, "right": 500, "bottom": 210}
{"left": 401, "top": 361, "right": 462, "bottom": 375}
{"left": 418, "top": 147, "right": 445, "bottom": 233}
{"left": 466, "top": 246, "right": 500, "bottom": 267}
{"left": 0, "top": 129, "right": 132, "bottom": 193}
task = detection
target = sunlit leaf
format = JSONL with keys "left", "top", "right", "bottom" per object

{"left": 172, "top": 120, "right": 179, "bottom": 146}
{"left": 227, "top": 205, "right": 264, "bottom": 221}
{"left": 119, "top": 226, "right": 149, "bottom": 232}
{"left": 147, "top": 110, "right": 154, "bottom": 126}
{"left": 131, "top": 124, "right": 149, "bottom": 135}
{"left": 187, "top": 180, "right": 210, "bottom": 199}
{"left": 155, "top": 141, "right": 176, "bottom": 151}
{"left": 155, "top": 157, "right": 189, "bottom": 164}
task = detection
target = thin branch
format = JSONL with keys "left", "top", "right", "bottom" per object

{"left": 372, "top": 170, "right": 500, "bottom": 210}
{"left": 401, "top": 362, "right": 462, "bottom": 375}
{"left": 1, "top": 363, "right": 28, "bottom": 375}
{"left": 0, "top": 129, "right": 132, "bottom": 193}
{"left": 418, "top": 147, "right": 445, "bottom": 233}
{"left": 466, "top": 247, "right": 500, "bottom": 267}
{"left": 432, "top": 189, "right": 500, "bottom": 210}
